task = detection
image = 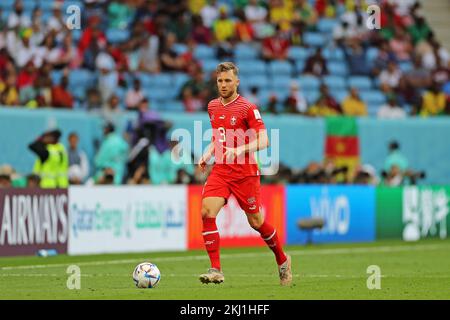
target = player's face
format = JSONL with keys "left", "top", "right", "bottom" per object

{"left": 217, "top": 71, "right": 239, "bottom": 99}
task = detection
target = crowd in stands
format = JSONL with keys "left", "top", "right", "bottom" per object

{"left": 0, "top": 0, "right": 449, "bottom": 116}
{"left": 0, "top": 0, "right": 443, "bottom": 187}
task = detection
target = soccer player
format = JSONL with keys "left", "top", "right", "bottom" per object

{"left": 198, "top": 62, "right": 292, "bottom": 286}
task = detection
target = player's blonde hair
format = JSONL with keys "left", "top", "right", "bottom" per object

{"left": 216, "top": 62, "right": 239, "bottom": 76}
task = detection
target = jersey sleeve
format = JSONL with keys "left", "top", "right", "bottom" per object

{"left": 246, "top": 104, "right": 266, "bottom": 130}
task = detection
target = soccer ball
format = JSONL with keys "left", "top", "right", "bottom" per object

{"left": 133, "top": 262, "right": 161, "bottom": 288}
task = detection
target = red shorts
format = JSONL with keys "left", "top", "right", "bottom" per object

{"left": 202, "top": 172, "right": 261, "bottom": 214}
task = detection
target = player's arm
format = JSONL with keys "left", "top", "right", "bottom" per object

{"left": 224, "top": 129, "right": 269, "bottom": 162}
{"left": 198, "top": 137, "right": 215, "bottom": 172}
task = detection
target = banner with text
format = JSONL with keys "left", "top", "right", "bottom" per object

{"left": 0, "top": 189, "right": 68, "bottom": 256}
{"left": 287, "top": 185, "right": 375, "bottom": 244}
{"left": 187, "top": 185, "right": 286, "bottom": 249}
{"left": 376, "top": 186, "right": 450, "bottom": 241}
{"left": 68, "top": 186, "right": 187, "bottom": 255}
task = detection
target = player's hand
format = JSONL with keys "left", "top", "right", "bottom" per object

{"left": 198, "top": 154, "right": 210, "bottom": 172}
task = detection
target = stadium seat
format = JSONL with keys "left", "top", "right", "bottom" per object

{"left": 172, "top": 73, "right": 191, "bottom": 93}
{"left": 271, "top": 76, "right": 295, "bottom": 90}
{"left": 173, "top": 43, "right": 188, "bottom": 55}
{"left": 298, "top": 75, "right": 321, "bottom": 90}
{"left": 295, "top": 60, "right": 306, "bottom": 74}
{"left": 200, "top": 59, "right": 220, "bottom": 73}
{"left": 328, "top": 61, "right": 349, "bottom": 76}
{"left": 323, "top": 75, "right": 347, "bottom": 90}
{"left": 361, "top": 90, "right": 387, "bottom": 106}
{"left": 348, "top": 76, "right": 373, "bottom": 90}
{"left": 323, "top": 47, "right": 345, "bottom": 61}
{"left": 50, "top": 70, "right": 64, "bottom": 86}
{"left": 399, "top": 61, "right": 413, "bottom": 73}
{"left": 268, "top": 61, "right": 294, "bottom": 76}
{"left": 304, "top": 90, "right": 320, "bottom": 104}
{"left": 303, "top": 32, "right": 326, "bottom": 47}
{"left": 106, "top": 29, "right": 130, "bottom": 44}
{"left": 0, "top": 0, "right": 14, "bottom": 10}
{"left": 366, "top": 47, "right": 379, "bottom": 67}
{"left": 241, "top": 75, "right": 270, "bottom": 91}
{"left": 235, "top": 44, "right": 259, "bottom": 60}
{"left": 317, "top": 19, "right": 338, "bottom": 33}
{"left": 288, "top": 46, "right": 311, "bottom": 61}
{"left": 331, "top": 90, "right": 349, "bottom": 103}
{"left": 237, "top": 60, "right": 267, "bottom": 75}
{"left": 149, "top": 73, "right": 173, "bottom": 87}
{"left": 161, "top": 100, "right": 185, "bottom": 112}
{"left": 68, "top": 69, "right": 96, "bottom": 88}
{"left": 367, "top": 103, "right": 380, "bottom": 117}
{"left": 194, "top": 45, "right": 216, "bottom": 60}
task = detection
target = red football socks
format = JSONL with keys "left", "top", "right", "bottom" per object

{"left": 257, "top": 222, "right": 287, "bottom": 265}
{"left": 202, "top": 217, "right": 221, "bottom": 270}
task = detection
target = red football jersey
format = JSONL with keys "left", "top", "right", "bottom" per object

{"left": 207, "top": 95, "right": 266, "bottom": 177}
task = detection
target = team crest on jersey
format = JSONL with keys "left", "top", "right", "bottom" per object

{"left": 230, "top": 116, "right": 237, "bottom": 126}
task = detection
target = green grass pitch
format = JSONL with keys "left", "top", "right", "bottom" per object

{"left": 1, "top": 239, "right": 449, "bottom": 300}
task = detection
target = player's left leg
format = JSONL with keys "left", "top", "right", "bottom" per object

{"left": 231, "top": 176, "right": 292, "bottom": 286}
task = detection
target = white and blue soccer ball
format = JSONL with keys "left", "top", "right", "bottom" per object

{"left": 133, "top": 262, "right": 161, "bottom": 288}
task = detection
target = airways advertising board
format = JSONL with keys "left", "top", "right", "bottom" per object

{"left": 68, "top": 186, "right": 187, "bottom": 255}
{"left": 287, "top": 185, "right": 375, "bottom": 244}
{"left": 0, "top": 189, "right": 68, "bottom": 256}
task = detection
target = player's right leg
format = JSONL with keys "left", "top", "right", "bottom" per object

{"left": 199, "top": 196, "right": 226, "bottom": 284}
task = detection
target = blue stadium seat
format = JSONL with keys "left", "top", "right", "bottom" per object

{"left": 399, "top": 61, "right": 413, "bottom": 73}
{"left": 288, "top": 46, "right": 311, "bottom": 61}
{"left": 366, "top": 47, "right": 379, "bottom": 66}
{"left": 63, "top": 0, "right": 84, "bottom": 11}
{"left": 331, "top": 90, "right": 349, "bottom": 103}
{"left": 0, "top": 0, "right": 14, "bottom": 10}
{"left": 200, "top": 59, "right": 220, "bottom": 73}
{"left": 237, "top": 60, "right": 267, "bottom": 75}
{"left": 235, "top": 44, "right": 259, "bottom": 60}
{"left": 304, "top": 90, "right": 320, "bottom": 104}
{"left": 242, "top": 75, "right": 270, "bottom": 91}
{"left": 298, "top": 75, "right": 321, "bottom": 90}
{"left": 173, "top": 43, "right": 188, "bottom": 55}
{"left": 367, "top": 103, "right": 380, "bottom": 117}
{"left": 149, "top": 73, "right": 173, "bottom": 87}
{"left": 161, "top": 100, "right": 185, "bottom": 112}
{"left": 328, "top": 61, "right": 349, "bottom": 76}
{"left": 295, "top": 60, "right": 306, "bottom": 74}
{"left": 172, "top": 72, "right": 191, "bottom": 93}
{"left": 361, "top": 90, "right": 387, "bottom": 106}
{"left": 68, "top": 69, "right": 96, "bottom": 88}
{"left": 137, "top": 73, "right": 153, "bottom": 87}
{"left": 323, "top": 47, "right": 345, "bottom": 61}
{"left": 147, "top": 87, "right": 177, "bottom": 102}
{"left": 271, "top": 76, "right": 295, "bottom": 90}
{"left": 303, "top": 32, "right": 326, "bottom": 47}
{"left": 348, "top": 76, "right": 373, "bottom": 90}
{"left": 106, "top": 29, "right": 130, "bottom": 44}
{"left": 50, "top": 70, "right": 64, "bottom": 86}
{"left": 268, "top": 61, "right": 293, "bottom": 76}
{"left": 323, "top": 75, "right": 347, "bottom": 90}
{"left": 317, "top": 19, "right": 338, "bottom": 33}
{"left": 194, "top": 45, "right": 216, "bottom": 60}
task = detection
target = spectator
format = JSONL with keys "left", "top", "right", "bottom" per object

{"left": 167, "top": 12, "right": 192, "bottom": 43}
{"left": 235, "top": 9, "right": 255, "bottom": 43}
{"left": 67, "top": 132, "right": 90, "bottom": 185}
{"left": 159, "top": 33, "right": 191, "bottom": 72}
{"left": 343, "top": 40, "right": 370, "bottom": 76}
{"left": 266, "top": 94, "right": 279, "bottom": 114}
{"left": 96, "top": 47, "right": 119, "bottom": 106}
{"left": 0, "top": 173, "right": 11, "bottom": 188}
{"left": 137, "top": 35, "right": 160, "bottom": 74}
{"left": 420, "top": 82, "right": 448, "bottom": 117}
{"left": 246, "top": 86, "right": 260, "bottom": 105}
{"left": 284, "top": 82, "right": 308, "bottom": 114}
{"left": 318, "top": 84, "right": 341, "bottom": 113}
{"left": 303, "top": 47, "right": 328, "bottom": 76}
{"left": 148, "top": 141, "right": 178, "bottom": 185}
{"left": 14, "top": 28, "right": 39, "bottom": 69}
{"left": 0, "top": 73, "right": 19, "bottom": 106}
{"left": 126, "top": 163, "right": 150, "bottom": 185}
{"left": 213, "top": 6, "right": 235, "bottom": 43}
{"left": 342, "top": 87, "right": 367, "bottom": 116}
{"left": 107, "top": 0, "right": 135, "bottom": 30}
{"left": 307, "top": 96, "right": 339, "bottom": 117}
{"left": 379, "top": 61, "right": 402, "bottom": 93}
{"left": 47, "top": 2, "right": 66, "bottom": 35}
{"left": 389, "top": 28, "right": 413, "bottom": 62}
{"left": 201, "top": 0, "right": 220, "bottom": 28}
{"left": 51, "top": 76, "right": 74, "bottom": 108}
{"left": 377, "top": 94, "right": 407, "bottom": 119}
{"left": 26, "top": 173, "right": 41, "bottom": 188}
{"left": 432, "top": 58, "right": 450, "bottom": 86}
{"left": 245, "top": 0, "right": 268, "bottom": 38}
{"left": 191, "top": 14, "right": 213, "bottom": 45}
{"left": 398, "top": 55, "right": 431, "bottom": 106}
{"left": 261, "top": 24, "right": 290, "bottom": 61}
{"left": 292, "top": 0, "right": 318, "bottom": 30}
{"left": 7, "top": 0, "right": 31, "bottom": 29}
{"left": 371, "top": 41, "right": 397, "bottom": 77}
{"left": 126, "top": 78, "right": 145, "bottom": 110}
{"left": 104, "top": 94, "right": 122, "bottom": 114}
{"left": 85, "top": 88, "right": 102, "bottom": 111}
{"left": 94, "top": 122, "right": 129, "bottom": 185}
{"left": 422, "top": 41, "right": 449, "bottom": 71}
{"left": 179, "top": 68, "right": 209, "bottom": 111}
{"left": 408, "top": 16, "right": 431, "bottom": 46}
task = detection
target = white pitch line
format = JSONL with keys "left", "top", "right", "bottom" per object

{"left": 0, "top": 243, "right": 448, "bottom": 271}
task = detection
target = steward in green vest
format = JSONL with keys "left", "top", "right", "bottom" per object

{"left": 28, "top": 129, "right": 69, "bottom": 188}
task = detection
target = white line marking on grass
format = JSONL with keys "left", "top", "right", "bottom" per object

{"left": 0, "top": 243, "right": 448, "bottom": 271}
